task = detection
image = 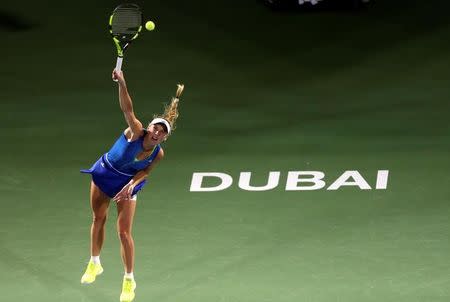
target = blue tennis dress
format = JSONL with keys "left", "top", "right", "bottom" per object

{"left": 81, "top": 130, "right": 160, "bottom": 198}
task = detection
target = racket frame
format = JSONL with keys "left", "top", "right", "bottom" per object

{"left": 108, "top": 4, "right": 143, "bottom": 73}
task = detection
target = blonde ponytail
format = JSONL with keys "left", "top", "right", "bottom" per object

{"left": 154, "top": 84, "right": 184, "bottom": 133}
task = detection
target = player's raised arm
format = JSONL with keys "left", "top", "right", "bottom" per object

{"left": 112, "top": 70, "right": 143, "bottom": 137}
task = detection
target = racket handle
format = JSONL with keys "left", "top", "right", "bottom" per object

{"left": 115, "top": 57, "right": 123, "bottom": 71}
{"left": 113, "top": 57, "right": 123, "bottom": 82}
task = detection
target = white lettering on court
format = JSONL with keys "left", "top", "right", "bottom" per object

{"left": 238, "top": 172, "right": 280, "bottom": 191}
{"left": 286, "top": 171, "right": 326, "bottom": 191}
{"left": 189, "top": 170, "right": 389, "bottom": 192}
{"left": 327, "top": 171, "right": 371, "bottom": 190}
{"left": 190, "top": 172, "right": 233, "bottom": 192}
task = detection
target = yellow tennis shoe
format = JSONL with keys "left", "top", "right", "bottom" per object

{"left": 120, "top": 277, "right": 136, "bottom": 302}
{"left": 80, "top": 261, "right": 104, "bottom": 284}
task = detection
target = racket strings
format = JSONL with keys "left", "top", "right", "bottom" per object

{"left": 111, "top": 8, "right": 141, "bottom": 37}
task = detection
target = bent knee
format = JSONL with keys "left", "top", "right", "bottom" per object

{"left": 118, "top": 230, "right": 133, "bottom": 241}
{"left": 92, "top": 215, "right": 107, "bottom": 225}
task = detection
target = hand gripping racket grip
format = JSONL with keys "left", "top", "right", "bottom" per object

{"left": 113, "top": 57, "right": 123, "bottom": 82}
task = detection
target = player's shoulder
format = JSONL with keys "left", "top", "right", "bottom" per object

{"left": 157, "top": 146, "right": 164, "bottom": 160}
{"left": 124, "top": 127, "right": 145, "bottom": 141}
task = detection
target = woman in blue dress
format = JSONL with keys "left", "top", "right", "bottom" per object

{"left": 80, "top": 69, "right": 184, "bottom": 302}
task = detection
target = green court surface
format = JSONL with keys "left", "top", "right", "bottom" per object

{"left": 1, "top": 1, "right": 449, "bottom": 301}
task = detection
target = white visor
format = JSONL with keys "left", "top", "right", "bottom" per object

{"left": 150, "top": 118, "right": 171, "bottom": 134}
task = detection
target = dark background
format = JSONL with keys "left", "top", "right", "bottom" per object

{"left": 1, "top": 1, "right": 449, "bottom": 301}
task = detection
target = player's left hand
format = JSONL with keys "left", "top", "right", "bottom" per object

{"left": 113, "top": 182, "right": 135, "bottom": 203}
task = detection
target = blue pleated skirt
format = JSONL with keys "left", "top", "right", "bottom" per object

{"left": 81, "top": 154, "right": 147, "bottom": 198}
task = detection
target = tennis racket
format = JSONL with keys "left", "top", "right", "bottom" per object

{"left": 109, "top": 3, "right": 143, "bottom": 75}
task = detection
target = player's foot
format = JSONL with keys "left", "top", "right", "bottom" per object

{"left": 120, "top": 277, "right": 136, "bottom": 302}
{"left": 80, "top": 261, "right": 104, "bottom": 284}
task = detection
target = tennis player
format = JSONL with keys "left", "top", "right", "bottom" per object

{"left": 80, "top": 69, "right": 183, "bottom": 302}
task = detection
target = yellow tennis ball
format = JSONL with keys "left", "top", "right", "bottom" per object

{"left": 145, "top": 21, "right": 155, "bottom": 31}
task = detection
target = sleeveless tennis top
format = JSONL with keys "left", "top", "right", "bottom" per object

{"left": 106, "top": 130, "right": 161, "bottom": 175}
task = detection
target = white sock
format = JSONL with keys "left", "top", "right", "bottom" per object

{"left": 90, "top": 256, "right": 101, "bottom": 264}
{"left": 124, "top": 272, "right": 134, "bottom": 280}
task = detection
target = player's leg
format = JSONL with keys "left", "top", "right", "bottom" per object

{"left": 117, "top": 196, "right": 137, "bottom": 302}
{"left": 81, "top": 181, "right": 111, "bottom": 284}
{"left": 90, "top": 181, "right": 111, "bottom": 255}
